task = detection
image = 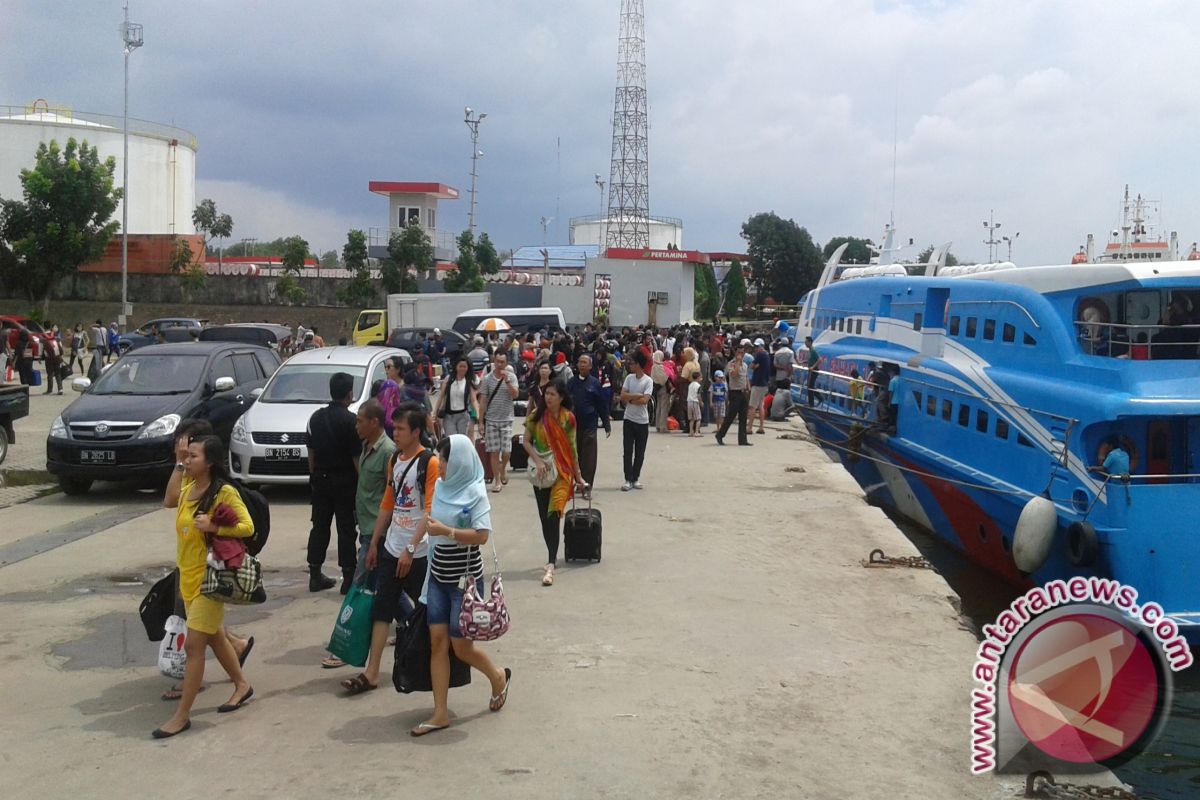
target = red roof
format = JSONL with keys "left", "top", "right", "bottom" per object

{"left": 368, "top": 182, "right": 459, "bottom": 199}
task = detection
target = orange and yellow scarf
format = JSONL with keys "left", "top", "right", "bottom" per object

{"left": 542, "top": 410, "right": 576, "bottom": 516}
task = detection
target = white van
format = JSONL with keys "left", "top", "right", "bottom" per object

{"left": 452, "top": 307, "right": 566, "bottom": 335}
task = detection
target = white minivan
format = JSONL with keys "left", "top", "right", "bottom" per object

{"left": 452, "top": 307, "right": 566, "bottom": 335}
{"left": 229, "top": 346, "right": 409, "bottom": 485}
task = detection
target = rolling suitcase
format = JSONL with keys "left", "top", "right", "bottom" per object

{"left": 476, "top": 438, "right": 494, "bottom": 481}
{"left": 509, "top": 434, "right": 529, "bottom": 470}
{"left": 563, "top": 494, "right": 602, "bottom": 563}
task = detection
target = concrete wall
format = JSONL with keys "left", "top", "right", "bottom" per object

{"left": 542, "top": 283, "right": 593, "bottom": 326}
{"left": 585, "top": 256, "right": 696, "bottom": 328}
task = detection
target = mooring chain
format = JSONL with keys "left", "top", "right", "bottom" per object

{"left": 859, "top": 548, "right": 937, "bottom": 571}
{"left": 1024, "top": 772, "right": 1145, "bottom": 800}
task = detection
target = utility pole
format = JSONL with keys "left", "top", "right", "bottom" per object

{"left": 464, "top": 107, "right": 486, "bottom": 236}
{"left": 1003, "top": 232, "right": 1020, "bottom": 261}
{"left": 120, "top": 2, "right": 143, "bottom": 331}
{"left": 983, "top": 210, "right": 1002, "bottom": 263}
{"left": 594, "top": 173, "right": 606, "bottom": 250}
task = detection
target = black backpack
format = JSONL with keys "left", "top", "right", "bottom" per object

{"left": 229, "top": 479, "right": 271, "bottom": 556}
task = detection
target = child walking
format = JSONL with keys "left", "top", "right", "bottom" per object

{"left": 686, "top": 372, "right": 702, "bottom": 437}
{"left": 709, "top": 369, "right": 727, "bottom": 433}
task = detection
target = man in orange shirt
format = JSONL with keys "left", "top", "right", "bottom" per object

{"left": 340, "top": 402, "right": 438, "bottom": 694}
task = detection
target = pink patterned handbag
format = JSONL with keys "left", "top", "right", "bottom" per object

{"left": 458, "top": 538, "right": 510, "bottom": 641}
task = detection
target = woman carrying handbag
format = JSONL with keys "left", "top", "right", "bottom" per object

{"left": 154, "top": 435, "right": 255, "bottom": 739}
{"left": 522, "top": 379, "right": 588, "bottom": 587}
{"left": 437, "top": 355, "right": 478, "bottom": 439}
{"left": 413, "top": 434, "right": 512, "bottom": 737}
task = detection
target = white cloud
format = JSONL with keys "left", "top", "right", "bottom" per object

{"left": 194, "top": 179, "right": 364, "bottom": 257}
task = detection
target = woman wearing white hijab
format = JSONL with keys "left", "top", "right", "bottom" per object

{"left": 411, "top": 434, "right": 512, "bottom": 736}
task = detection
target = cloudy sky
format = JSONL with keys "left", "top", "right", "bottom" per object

{"left": 4, "top": 0, "right": 1200, "bottom": 265}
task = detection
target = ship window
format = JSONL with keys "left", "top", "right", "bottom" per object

{"left": 976, "top": 409, "right": 989, "bottom": 433}
{"left": 1023, "top": 332, "right": 1037, "bottom": 346}
{"left": 855, "top": 319, "right": 862, "bottom": 335}
{"left": 966, "top": 317, "right": 978, "bottom": 338}
{"left": 913, "top": 312, "right": 923, "bottom": 332}
{"left": 958, "top": 405, "right": 970, "bottom": 427}
{"left": 942, "top": 399, "right": 953, "bottom": 421}
{"left": 1017, "top": 433, "right": 1034, "bottom": 448}
{"left": 983, "top": 319, "right": 996, "bottom": 341}
{"left": 996, "top": 419, "right": 1010, "bottom": 440}
{"left": 1002, "top": 323, "right": 1015, "bottom": 343}
{"left": 926, "top": 394, "right": 936, "bottom": 416}
{"left": 949, "top": 316, "right": 961, "bottom": 336}
{"left": 912, "top": 390, "right": 922, "bottom": 409}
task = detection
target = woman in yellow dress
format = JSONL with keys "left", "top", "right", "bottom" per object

{"left": 154, "top": 435, "right": 255, "bottom": 738}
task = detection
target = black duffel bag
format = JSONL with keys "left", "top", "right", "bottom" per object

{"left": 393, "top": 602, "right": 471, "bottom": 693}
{"left": 139, "top": 570, "right": 179, "bottom": 642}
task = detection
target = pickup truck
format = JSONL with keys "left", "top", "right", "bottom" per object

{"left": 0, "top": 382, "right": 30, "bottom": 464}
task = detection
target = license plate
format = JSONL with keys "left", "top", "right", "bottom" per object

{"left": 81, "top": 450, "right": 116, "bottom": 464}
{"left": 266, "top": 447, "right": 301, "bottom": 460}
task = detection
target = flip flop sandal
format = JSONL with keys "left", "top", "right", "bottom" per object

{"left": 341, "top": 673, "right": 378, "bottom": 695}
{"left": 489, "top": 667, "right": 512, "bottom": 712}
{"left": 322, "top": 655, "right": 346, "bottom": 669}
{"left": 238, "top": 636, "right": 255, "bottom": 667}
{"left": 410, "top": 722, "right": 449, "bottom": 737}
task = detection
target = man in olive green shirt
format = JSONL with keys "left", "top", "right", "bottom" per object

{"left": 353, "top": 399, "right": 397, "bottom": 587}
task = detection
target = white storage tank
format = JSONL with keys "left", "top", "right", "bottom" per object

{"left": 0, "top": 101, "right": 197, "bottom": 235}
{"left": 569, "top": 213, "right": 684, "bottom": 251}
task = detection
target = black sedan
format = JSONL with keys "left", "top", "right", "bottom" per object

{"left": 46, "top": 341, "right": 280, "bottom": 495}
{"left": 385, "top": 327, "right": 468, "bottom": 359}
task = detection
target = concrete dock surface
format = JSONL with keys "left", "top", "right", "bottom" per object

{"left": 0, "top": 415, "right": 1032, "bottom": 799}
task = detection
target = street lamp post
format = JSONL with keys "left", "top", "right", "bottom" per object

{"left": 464, "top": 107, "right": 486, "bottom": 236}
{"left": 1002, "top": 232, "right": 1021, "bottom": 261}
{"left": 594, "top": 173, "right": 606, "bottom": 252}
{"left": 120, "top": 2, "right": 143, "bottom": 332}
{"left": 983, "top": 210, "right": 1003, "bottom": 263}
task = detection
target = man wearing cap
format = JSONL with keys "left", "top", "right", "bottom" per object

{"left": 749, "top": 338, "right": 771, "bottom": 435}
{"left": 714, "top": 342, "right": 751, "bottom": 445}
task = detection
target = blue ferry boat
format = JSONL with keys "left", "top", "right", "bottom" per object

{"left": 791, "top": 247, "right": 1200, "bottom": 636}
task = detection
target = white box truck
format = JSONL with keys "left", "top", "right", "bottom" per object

{"left": 353, "top": 292, "right": 491, "bottom": 345}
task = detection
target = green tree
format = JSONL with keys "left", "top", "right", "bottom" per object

{"left": 475, "top": 232, "right": 501, "bottom": 275}
{"left": 336, "top": 229, "right": 377, "bottom": 307}
{"left": 722, "top": 258, "right": 748, "bottom": 316}
{"left": 382, "top": 223, "right": 431, "bottom": 294}
{"left": 916, "top": 245, "right": 960, "bottom": 268}
{"left": 0, "top": 138, "right": 121, "bottom": 313}
{"left": 822, "top": 236, "right": 874, "bottom": 265}
{"left": 319, "top": 249, "right": 339, "bottom": 268}
{"left": 168, "top": 238, "right": 206, "bottom": 290}
{"left": 445, "top": 230, "right": 484, "bottom": 293}
{"left": 191, "top": 198, "right": 233, "bottom": 264}
{"left": 740, "top": 212, "right": 823, "bottom": 306}
{"left": 274, "top": 234, "right": 309, "bottom": 303}
{"left": 694, "top": 262, "right": 720, "bottom": 320}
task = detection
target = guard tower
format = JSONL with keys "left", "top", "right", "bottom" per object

{"left": 367, "top": 181, "right": 460, "bottom": 261}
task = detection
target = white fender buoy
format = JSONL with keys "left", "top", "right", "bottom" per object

{"left": 1013, "top": 496, "right": 1057, "bottom": 573}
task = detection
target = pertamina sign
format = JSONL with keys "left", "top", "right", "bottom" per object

{"left": 604, "top": 248, "right": 711, "bottom": 265}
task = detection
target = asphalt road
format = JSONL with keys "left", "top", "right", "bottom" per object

{"left": 0, "top": 411, "right": 1032, "bottom": 799}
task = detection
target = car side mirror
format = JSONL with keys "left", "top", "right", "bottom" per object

{"left": 72, "top": 377, "right": 91, "bottom": 393}
{"left": 250, "top": 387, "right": 264, "bottom": 399}
{"left": 214, "top": 376, "right": 236, "bottom": 392}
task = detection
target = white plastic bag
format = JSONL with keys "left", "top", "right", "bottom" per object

{"left": 158, "top": 615, "right": 187, "bottom": 679}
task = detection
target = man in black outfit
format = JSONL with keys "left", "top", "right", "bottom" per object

{"left": 306, "top": 372, "right": 361, "bottom": 592}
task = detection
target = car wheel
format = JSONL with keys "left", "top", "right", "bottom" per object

{"left": 0, "top": 426, "right": 8, "bottom": 464}
{"left": 59, "top": 476, "right": 93, "bottom": 495}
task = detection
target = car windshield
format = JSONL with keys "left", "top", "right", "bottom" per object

{"left": 90, "top": 354, "right": 206, "bottom": 395}
{"left": 260, "top": 364, "right": 367, "bottom": 403}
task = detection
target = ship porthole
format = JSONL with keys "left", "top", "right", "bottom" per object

{"left": 1067, "top": 521, "right": 1099, "bottom": 567}
{"left": 1071, "top": 489, "right": 1089, "bottom": 514}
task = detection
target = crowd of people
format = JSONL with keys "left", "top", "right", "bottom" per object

{"left": 2, "top": 319, "right": 120, "bottom": 389}
{"left": 146, "top": 318, "right": 818, "bottom": 740}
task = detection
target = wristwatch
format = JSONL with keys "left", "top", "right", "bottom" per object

{"left": 174, "top": 462, "right": 185, "bottom": 473}
{"left": 405, "top": 542, "right": 416, "bottom": 555}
